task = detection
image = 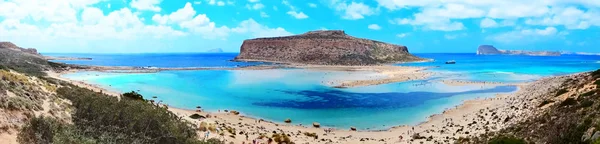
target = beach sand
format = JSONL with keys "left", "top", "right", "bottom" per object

{"left": 47, "top": 67, "right": 574, "bottom": 143}
{"left": 295, "top": 65, "right": 434, "bottom": 88}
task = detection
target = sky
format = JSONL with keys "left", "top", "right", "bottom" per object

{"left": 0, "top": 0, "right": 599, "bottom": 53}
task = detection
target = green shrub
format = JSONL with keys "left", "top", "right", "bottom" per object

{"left": 560, "top": 98, "right": 577, "bottom": 107}
{"left": 556, "top": 89, "right": 568, "bottom": 96}
{"left": 0, "top": 96, "right": 40, "bottom": 111}
{"left": 538, "top": 100, "right": 554, "bottom": 107}
{"left": 190, "top": 114, "right": 205, "bottom": 119}
{"left": 488, "top": 135, "right": 526, "bottom": 144}
{"left": 581, "top": 91, "right": 596, "bottom": 97}
{"left": 592, "top": 69, "right": 600, "bottom": 78}
{"left": 303, "top": 132, "right": 318, "bottom": 139}
{"left": 122, "top": 91, "right": 144, "bottom": 101}
{"left": 579, "top": 99, "right": 594, "bottom": 108}
{"left": 17, "top": 116, "right": 65, "bottom": 144}
{"left": 54, "top": 86, "right": 201, "bottom": 144}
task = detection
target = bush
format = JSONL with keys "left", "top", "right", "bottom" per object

{"left": 581, "top": 91, "right": 596, "bottom": 97}
{"left": 122, "top": 91, "right": 144, "bottom": 101}
{"left": 54, "top": 86, "right": 201, "bottom": 144}
{"left": 579, "top": 99, "right": 594, "bottom": 108}
{"left": 488, "top": 135, "right": 526, "bottom": 144}
{"left": 303, "top": 132, "right": 318, "bottom": 139}
{"left": 538, "top": 100, "right": 554, "bottom": 107}
{"left": 560, "top": 98, "right": 577, "bottom": 107}
{"left": 0, "top": 96, "right": 41, "bottom": 111}
{"left": 190, "top": 114, "right": 205, "bottom": 119}
{"left": 17, "top": 116, "right": 65, "bottom": 144}
{"left": 555, "top": 89, "right": 568, "bottom": 96}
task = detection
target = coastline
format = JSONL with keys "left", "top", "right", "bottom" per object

{"left": 46, "top": 66, "right": 576, "bottom": 143}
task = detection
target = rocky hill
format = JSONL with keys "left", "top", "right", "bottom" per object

{"left": 0, "top": 42, "right": 39, "bottom": 56}
{"left": 463, "top": 69, "right": 600, "bottom": 144}
{"left": 0, "top": 42, "right": 72, "bottom": 76}
{"left": 234, "top": 30, "right": 424, "bottom": 65}
{"left": 477, "top": 45, "right": 561, "bottom": 56}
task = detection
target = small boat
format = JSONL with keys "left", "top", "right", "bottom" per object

{"left": 445, "top": 60, "right": 456, "bottom": 64}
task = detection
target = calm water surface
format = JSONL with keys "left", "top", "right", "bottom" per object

{"left": 57, "top": 53, "right": 600, "bottom": 129}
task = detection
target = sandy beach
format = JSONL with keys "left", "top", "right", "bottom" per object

{"left": 45, "top": 65, "right": 579, "bottom": 144}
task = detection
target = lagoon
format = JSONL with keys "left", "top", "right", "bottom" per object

{"left": 58, "top": 53, "right": 600, "bottom": 130}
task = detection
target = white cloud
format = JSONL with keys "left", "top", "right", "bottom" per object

{"left": 282, "top": 0, "right": 294, "bottom": 10}
{"left": 368, "top": 24, "right": 381, "bottom": 30}
{"left": 81, "top": 7, "right": 104, "bottom": 25}
{"left": 0, "top": 0, "right": 79, "bottom": 22}
{"left": 378, "top": 0, "right": 600, "bottom": 31}
{"left": 206, "top": 0, "right": 216, "bottom": 5}
{"left": 308, "top": 3, "right": 317, "bottom": 8}
{"left": 246, "top": 3, "right": 264, "bottom": 10}
{"left": 393, "top": 17, "right": 465, "bottom": 31}
{"left": 193, "top": 1, "right": 201, "bottom": 4}
{"left": 217, "top": 1, "right": 225, "bottom": 6}
{"left": 0, "top": 0, "right": 292, "bottom": 52}
{"left": 524, "top": 6, "right": 600, "bottom": 29}
{"left": 328, "top": 1, "right": 375, "bottom": 20}
{"left": 130, "top": 0, "right": 162, "bottom": 12}
{"left": 287, "top": 11, "right": 308, "bottom": 19}
{"left": 231, "top": 19, "right": 293, "bottom": 38}
{"left": 480, "top": 18, "right": 498, "bottom": 28}
{"left": 248, "top": 0, "right": 260, "bottom": 3}
{"left": 488, "top": 27, "right": 561, "bottom": 43}
{"left": 444, "top": 33, "right": 467, "bottom": 39}
{"left": 260, "top": 11, "right": 269, "bottom": 18}
{"left": 396, "top": 33, "right": 408, "bottom": 38}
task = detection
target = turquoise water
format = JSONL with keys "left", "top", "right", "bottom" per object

{"left": 59, "top": 53, "right": 600, "bottom": 130}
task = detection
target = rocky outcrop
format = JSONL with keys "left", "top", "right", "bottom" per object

{"left": 477, "top": 45, "right": 561, "bottom": 56}
{"left": 234, "top": 30, "right": 423, "bottom": 65}
{"left": 0, "top": 42, "right": 40, "bottom": 55}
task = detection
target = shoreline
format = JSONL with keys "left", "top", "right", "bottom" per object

{"left": 46, "top": 66, "right": 576, "bottom": 143}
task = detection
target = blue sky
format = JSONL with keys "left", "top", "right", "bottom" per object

{"left": 0, "top": 0, "right": 599, "bottom": 53}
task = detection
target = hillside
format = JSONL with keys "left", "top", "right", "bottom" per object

{"left": 462, "top": 70, "right": 600, "bottom": 144}
{"left": 0, "top": 42, "right": 223, "bottom": 144}
{"left": 234, "top": 30, "right": 424, "bottom": 65}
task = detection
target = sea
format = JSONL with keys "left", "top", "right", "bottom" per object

{"left": 44, "top": 53, "right": 600, "bottom": 130}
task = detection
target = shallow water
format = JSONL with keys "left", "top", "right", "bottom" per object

{"left": 58, "top": 53, "right": 600, "bottom": 130}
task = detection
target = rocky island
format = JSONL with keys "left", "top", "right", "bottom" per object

{"left": 477, "top": 45, "right": 561, "bottom": 56}
{"left": 234, "top": 30, "right": 424, "bottom": 65}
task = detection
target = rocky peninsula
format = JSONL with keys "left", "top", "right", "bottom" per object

{"left": 477, "top": 45, "right": 561, "bottom": 56}
{"left": 234, "top": 30, "right": 424, "bottom": 65}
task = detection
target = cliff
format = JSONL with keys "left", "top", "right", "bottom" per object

{"left": 234, "top": 30, "right": 423, "bottom": 65}
{"left": 477, "top": 45, "right": 561, "bottom": 56}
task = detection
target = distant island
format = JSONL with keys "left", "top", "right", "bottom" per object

{"left": 207, "top": 48, "right": 223, "bottom": 53}
{"left": 234, "top": 30, "right": 424, "bottom": 65}
{"left": 477, "top": 45, "right": 561, "bottom": 56}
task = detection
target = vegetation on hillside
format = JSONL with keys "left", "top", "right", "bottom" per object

{"left": 1, "top": 44, "right": 224, "bottom": 143}
{"left": 463, "top": 69, "right": 600, "bottom": 144}
{"left": 17, "top": 85, "right": 223, "bottom": 144}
